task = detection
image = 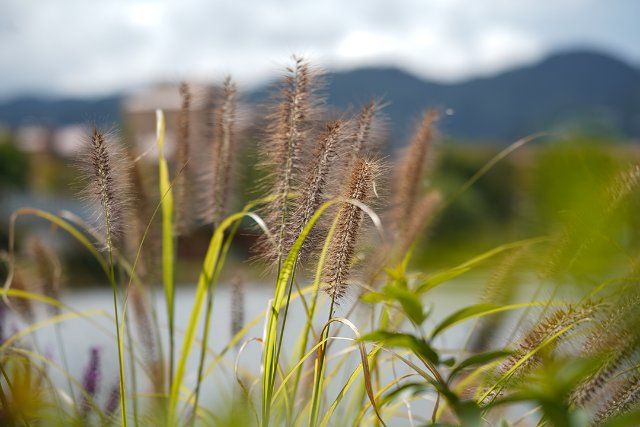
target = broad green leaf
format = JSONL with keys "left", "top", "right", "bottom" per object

{"left": 448, "top": 350, "right": 512, "bottom": 381}
{"left": 416, "top": 266, "right": 472, "bottom": 294}
{"left": 167, "top": 210, "right": 251, "bottom": 424}
{"left": 430, "top": 302, "right": 542, "bottom": 339}
{"left": 361, "top": 330, "right": 439, "bottom": 365}
{"left": 416, "top": 237, "right": 546, "bottom": 294}
{"left": 431, "top": 303, "right": 500, "bottom": 339}
{"left": 360, "top": 291, "right": 387, "bottom": 304}
{"left": 382, "top": 283, "right": 427, "bottom": 325}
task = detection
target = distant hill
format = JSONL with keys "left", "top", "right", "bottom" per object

{"left": 318, "top": 50, "right": 640, "bottom": 142}
{"left": 1, "top": 50, "right": 639, "bottom": 145}
{"left": 0, "top": 96, "right": 121, "bottom": 128}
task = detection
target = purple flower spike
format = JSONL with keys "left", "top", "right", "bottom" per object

{"left": 105, "top": 382, "right": 120, "bottom": 416}
{"left": 80, "top": 346, "right": 102, "bottom": 417}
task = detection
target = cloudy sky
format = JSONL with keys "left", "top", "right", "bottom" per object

{"left": 1, "top": 0, "right": 639, "bottom": 100}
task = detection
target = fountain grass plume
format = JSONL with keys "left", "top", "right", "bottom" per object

{"left": 570, "top": 294, "right": 640, "bottom": 407}
{"left": 124, "top": 145, "right": 160, "bottom": 282}
{"left": 323, "top": 157, "right": 381, "bottom": 301}
{"left": 256, "top": 56, "right": 323, "bottom": 264}
{"left": 130, "top": 283, "right": 163, "bottom": 392}
{"left": 230, "top": 274, "right": 245, "bottom": 350}
{"left": 27, "top": 237, "right": 62, "bottom": 316}
{"left": 498, "top": 301, "right": 598, "bottom": 378}
{"left": 208, "top": 76, "right": 239, "bottom": 226}
{"left": 78, "top": 127, "right": 133, "bottom": 251}
{"left": 290, "top": 119, "right": 347, "bottom": 256}
{"left": 467, "top": 247, "right": 528, "bottom": 353}
{"left": 591, "top": 375, "right": 640, "bottom": 426}
{"left": 346, "top": 100, "right": 384, "bottom": 168}
{"left": 392, "top": 108, "right": 439, "bottom": 235}
{"left": 174, "top": 82, "right": 195, "bottom": 235}
{"left": 77, "top": 125, "right": 130, "bottom": 426}
{"left": 8, "top": 269, "right": 35, "bottom": 324}
{"left": 105, "top": 381, "right": 121, "bottom": 417}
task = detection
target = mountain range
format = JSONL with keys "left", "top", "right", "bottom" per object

{"left": 1, "top": 50, "right": 639, "bottom": 144}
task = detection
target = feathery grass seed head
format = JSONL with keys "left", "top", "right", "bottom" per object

{"left": 207, "top": 76, "right": 239, "bottom": 225}
{"left": 256, "top": 56, "right": 323, "bottom": 263}
{"left": 28, "top": 237, "right": 62, "bottom": 315}
{"left": 392, "top": 108, "right": 439, "bottom": 233}
{"left": 323, "top": 157, "right": 381, "bottom": 301}
{"left": 174, "top": 82, "right": 195, "bottom": 235}
{"left": 290, "top": 119, "right": 347, "bottom": 255}
{"left": 78, "top": 127, "right": 132, "bottom": 251}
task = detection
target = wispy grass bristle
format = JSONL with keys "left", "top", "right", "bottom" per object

{"left": 592, "top": 375, "right": 640, "bottom": 426}
{"left": 207, "top": 76, "right": 239, "bottom": 226}
{"left": 256, "top": 56, "right": 323, "bottom": 264}
{"left": 392, "top": 108, "right": 439, "bottom": 234}
{"left": 27, "top": 237, "right": 62, "bottom": 315}
{"left": 346, "top": 100, "right": 383, "bottom": 166}
{"left": 129, "top": 283, "right": 163, "bottom": 391}
{"left": 174, "top": 82, "right": 195, "bottom": 235}
{"left": 290, "top": 119, "right": 347, "bottom": 255}
{"left": 570, "top": 294, "right": 640, "bottom": 407}
{"left": 230, "top": 274, "right": 245, "bottom": 349}
{"left": 78, "top": 127, "right": 132, "bottom": 250}
{"left": 9, "top": 269, "right": 35, "bottom": 323}
{"left": 499, "top": 301, "right": 597, "bottom": 377}
{"left": 323, "top": 157, "right": 380, "bottom": 301}
{"left": 467, "top": 248, "right": 527, "bottom": 352}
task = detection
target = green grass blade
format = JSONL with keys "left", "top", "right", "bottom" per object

{"left": 155, "top": 109, "right": 176, "bottom": 394}
{"left": 167, "top": 210, "right": 254, "bottom": 424}
{"left": 430, "top": 302, "right": 547, "bottom": 340}
{"left": 261, "top": 200, "right": 339, "bottom": 426}
{"left": 416, "top": 237, "right": 547, "bottom": 294}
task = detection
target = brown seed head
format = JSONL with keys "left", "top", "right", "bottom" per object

{"left": 591, "top": 375, "right": 640, "bottom": 425}
{"left": 498, "top": 302, "right": 597, "bottom": 377}
{"left": 323, "top": 157, "right": 380, "bottom": 301}
{"left": 208, "top": 76, "right": 239, "bottom": 225}
{"left": 79, "top": 127, "right": 132, "bottom": 250}
{"left": 129, "top": 284, "right": 163, "bottom": 392}
{"left": 28, "top": 237, "right": 62, "bottom": 315}
{"left": 392, "top": 108, "right": 439, "bottom": 234}
{"left": 230, "top": 274, "right": 245, "bottom": 349}
{"left": 174, "top": 82, "right": 194, "bottom": 235}
{"left": 256, "top": 56, "right": 322, "bottom": 263}
{"left": 290, "top": 119, "right": 347, "bottom": 255}
{"left": 346, "top": 100, "right": 383, "bottom": 167}
{"left": 9, "top": 269, "right": 35, "bottom": 323}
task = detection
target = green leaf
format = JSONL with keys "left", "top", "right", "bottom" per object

{"left": 378, "top": 382, "right": 431, "bottom": 407}
{"left": 448, "top": 350, "right": 511, "bottom": 381}
{"left": 382, "top": 284, "right": 427, "bottom": 325}
{"left": 263, "top": 199, "right": 341, "bottom": 425}
{"left": 360, "top": 291, "right": 388, "bottom": 304}
{"left": 416, "top": 266, "right": 472, "bottom": 294}
{"left": 361, "top": 330, "right": 439, "bottom": 365}
{"left": 167, "top": 210, "right": 250, "bottom": 424}
{"left": 431, "top": 303, "right": 500, "bottom": 339}
{"left": 416, "top": 236, "right": 546, "bottom": 295}
{"left": 430, "top": 302, "right": 541, "bottom": 340}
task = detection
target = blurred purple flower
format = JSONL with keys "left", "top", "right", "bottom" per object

{"left": 104, "top": 382, "right": 120, "bottom": 416}
{"left": 80, "top": 346, "right": 101, "bottom": 417}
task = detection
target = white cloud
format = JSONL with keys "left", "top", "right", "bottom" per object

{"left": 0, "top": 0, "right": 637, "bottom": 99}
